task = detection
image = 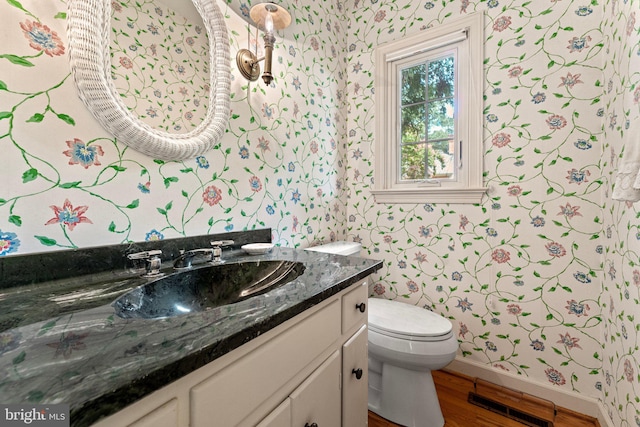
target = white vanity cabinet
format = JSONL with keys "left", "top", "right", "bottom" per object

{"left": 91, "top": 277, "right": 370, "bottom": 427}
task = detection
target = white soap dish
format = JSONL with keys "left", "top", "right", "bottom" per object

{"left": 241, "top": 243, "right": 274, "bottom": 255}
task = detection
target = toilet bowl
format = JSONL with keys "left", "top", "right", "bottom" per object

{"left": 368, "top": 298, "right": 458, "bottom": 427}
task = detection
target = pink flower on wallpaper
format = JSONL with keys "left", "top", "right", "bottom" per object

{"left": 633, "top": 269, "right": 640, "bottom": 287}
{"left": 493, "top": 16, "right": 512, "bottom": 32}
{"left": 310, "top": 37, "right": 319, "bottom": 51}
{"left": 557, "top": 332, "right": 582, "bottom": 350}
{"left": 458, "top": 322, "right": 468, "bottom": 338}
{"left": 460, "top": 0, "right": 469, "bottom": 13}
{"left": 202, "top": 185, "right": 223, "bottom": 206}
{"left": 566, "top": 300, "right": 590, "bottom": 317}
{"left": 566, "top": 168, "right": 590, "bottom": 185}
{"left": 546, "top": 114, "right": 567, "bottom": 130}
{"left": 383, "top": 235, "right": 393, "bottom": 243}
{"left": 374, "top": 10, "right": 386, "bottom": 23}
{"left": 567, "top": 36, "right": 591, "bottom": 53}
{"left": 310, "top": 140, "right": 318, "bottom": 154}
{"left": 249, "top": 176, "right": 262, "bottom": 192}
{"left": 20, "top": 20, "right": 65, "bottom": 57}
{"left": 414, "top": 252, "right": 427, "bottom": 263}
{"left": 626, "top": 12, "right": 636, "bottom": 36}
{"left": 63, "top": 138, "right": 104, "bottom": 169}
{"left": 507, "top": 66, "right": 523, "bottom": 78}
{"left": 545, "top": 241, "right": 566, "bottom": 258}
{"left": 406, "top": 280, "right": 419, "bottom": 293}
{"left": 624, "top": 359, "right": 634, "bottom": 382}
{"left": 491, "top": 248, "right": 511, "bottom": 264}
{"left": 507, "top": 185, "right": 522, "bottom": 196}
{"left": 373, "top": 283, "right": 386, "bottom": 295}
{"left": 506, "top": 303, "right": 522, "bottom": 315}
{"left": 558, "top": 202, "right": 582, "bottom": 219}
{"left": 634, "top": 87, "right": 640, "bottom": 104}
{"left": 559, "top": 72, "right": 583, "bottom": 88}
{"left": 459, "top": 214, "right": 469, "bottom": 230}
{"left": 257, "top": 136, "right": 270, "bottom": 151}
{"left": 119, "top": 56, "right": 133, "bottom": 69}
{"left": 545, "top": 368, "right": 566, "bottom": 386}
{"left": 491, "top": 132, "right": 511, "bottom": 148}
{"left": 111, "top": 1, "right": 122, "bottom": 12}
{"left": 45, "top": 199, "right": 92, "bottom": 231}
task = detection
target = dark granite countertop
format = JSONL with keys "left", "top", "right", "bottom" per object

{"left": 0, "top": 236, "right": 382, "bottom": 426}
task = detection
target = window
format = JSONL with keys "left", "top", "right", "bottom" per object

{"left": 372, "top": 12, "right": 486, "bottom": 204}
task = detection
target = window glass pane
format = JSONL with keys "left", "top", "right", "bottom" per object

{"left": 428, "top": 55, "right": 455, "bottom": 99}
{"left": 430, "top": 140, "right": 455, "bottom": 178}
{"left": 401, "top": 64, "right": 426, "bottom": 105}
{"left": 400, "top": 142, "right": 426, "bottom": 180}
{"left": 427, "top": 99, "right": 454, "bottom": 140}
{"left": 400, "top": 104, "right": 426, "bottom": 143}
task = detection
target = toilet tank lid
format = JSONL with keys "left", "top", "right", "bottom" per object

{"left": 368, "top": 298, "right": 452, "bottom": 337}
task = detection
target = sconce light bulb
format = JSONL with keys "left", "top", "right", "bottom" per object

{"left": 264, "top": 12, "right": 274, "bottom": 34}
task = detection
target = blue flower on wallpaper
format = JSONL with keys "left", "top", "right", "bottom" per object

{"left": 63, "top": 138, "right": 104, "bottom": 169}
{"left": 138, "top": 182, "right": 150, "bottom": 194}
{"left": 288, "top": 162, "right": 295, "bottom": 172}
{"left": 575, "top": 6, "right": 593, "bottom": 16}
{"left": 145, "top": 229, "right": 164, "bottom": 241}
{"left": 573, "top": 272, "right": 592, "bottom": 283}
{"left": 0, "top": 230, "right": 20, "bottom": 256}
{"left": 239, "top": 146, "right": 249, "bottom": 159}
{"left": 486, "top": 114, "right": 498, "bottom": 122}
{"left": 291, "top": 189, "right": 301, "bottom": 204}
{"left": 423, "top": 204, "right": 434, "bottom": 212}
{"left": 266, "top": 205, "right": 275, "bottom": 215}
{"left": 491, "top": 202, "right": 501, "bottom": 210}
{"left": 530, "top": 339, "right": 545, "bottom": 351}
{"left": 566, "top": 168, "right": 590, "bottom": 184}
{"left": 568, "top": 36, "right": 591, "bottom": 52}
{"left": 485, "top": 341, "right": 498, "bottom": 352}
{"left": 196, "top": 156, "right": 209, "bottom": 169}
{"left": 424, "top": 2, "right": 434, "bottom": 9}
{"left": 452, "top": 271, "right": 463, "bottom": 281}
{"left": 224, "top": 224, "right": 234, "bottom": 232}
{"left": 513, "top": 280, "right": 524, "bottom": 287}
{"left": 531, "top": 216, "right": 545, "bottom": 227}
{"left": 491, "top": 318, "right": 500, "bottom": 325}
{"left": 456, "top": 297, "right": 473, "bottom": 312}
{"left": 574, "top": 139, "right": 592, "bottom": 150}
{"left": 398, "top": 260, "right": 407, "bottom": 269}
{"left": 532, "top": 92, "right": 546, "bottom": 104}
{"left": 486, "top": 228, "right": 498, "bottom": 237}
{"left": 487, "top": 0, "right": 499, "bottom": 7}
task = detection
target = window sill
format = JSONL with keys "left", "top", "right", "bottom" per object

{"left": 371, "top": 187, "right": 487, "bottom": 204}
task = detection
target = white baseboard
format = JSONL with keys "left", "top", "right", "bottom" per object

{"left": 447, "top": 357, "right": 613, "bottom": 427}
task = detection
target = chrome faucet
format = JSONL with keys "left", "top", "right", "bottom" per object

{"left": 210, "top": 240, "right": 234, "bottom": 264}
{"left": 127, "top": 250, "right": 163, "bottom": 277}
{"left": 173, "top": 248, "right": 214, "bottom": 270}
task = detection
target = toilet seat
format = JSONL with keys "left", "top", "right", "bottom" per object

{"left": 368, "top": 298, "right": 453, "bottom": 342}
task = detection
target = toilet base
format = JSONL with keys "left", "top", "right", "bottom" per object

{"left": 368, "top": 362, "right": 444, "bottom": 427}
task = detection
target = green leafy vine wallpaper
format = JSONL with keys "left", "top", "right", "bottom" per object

{"left": 1, "top": 0, "right": 639, "bottom": 425}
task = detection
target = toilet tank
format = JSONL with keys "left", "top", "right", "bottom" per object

{"left": 304, "top": 241, "right": 362, "bottom": 256}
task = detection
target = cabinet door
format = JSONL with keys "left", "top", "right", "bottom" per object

{"left": 129, "top": 398, "right": 179, "bottom": 427}
{"left": 342, "top": 325, "right": 368, "bottom": 427}
{"left": 290, "top": 350, "right": 341, "bottom": 427}
{"left": 256, "top": 399, "right": 291, "bottom": 427}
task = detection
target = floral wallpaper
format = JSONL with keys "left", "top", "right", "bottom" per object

{"left": 110, "top": 0, "right": 210, "bottom": 134}
{"left": 344, "top": 0, "right": 633, "bottom": 426}
{"left": 1, "top": 0, "right": 640, "bottom": 425}
{"left": 0, "top": 0, "right": 346, "bottom": 253}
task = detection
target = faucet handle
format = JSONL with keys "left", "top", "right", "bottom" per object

{"left": 127, "top": 250, "right": 163, "bottom": 277}
{"left": 210, "top": 240, "right": 234, "bottom": 248}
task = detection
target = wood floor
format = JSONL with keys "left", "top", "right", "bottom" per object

{"left": 368, "top": 370, "right": 599, "bottom": 427}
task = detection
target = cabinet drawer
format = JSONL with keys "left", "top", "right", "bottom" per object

{"left": 190, "top": 299, "right": 340, "bottom": 427}
{"left": 341, "top": 279, "right": 368, "bottom": 333}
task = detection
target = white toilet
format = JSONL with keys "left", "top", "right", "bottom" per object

{"left": 305, "top": 241, "right": 457, "bottom": 427}
{"left": 368, "top": 298, "right": 458, "bottom": 427}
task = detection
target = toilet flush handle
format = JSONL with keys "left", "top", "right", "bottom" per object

{"left": 355, "top": 302, "right": 366, "bottom": 313}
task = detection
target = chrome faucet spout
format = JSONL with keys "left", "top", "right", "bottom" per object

{"left": 173, "top": 248, "right": 214, "bottom": 270}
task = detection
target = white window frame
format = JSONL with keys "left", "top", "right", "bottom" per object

{"left": 372, "top": 12, "right": 487, "bottom": 204}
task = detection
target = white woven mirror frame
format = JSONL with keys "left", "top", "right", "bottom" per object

{"left": 67, "top": 0, "right": 231, "bottom": 160}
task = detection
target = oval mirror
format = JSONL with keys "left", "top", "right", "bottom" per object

{"left": 67, "top": 0, "right": 231, "bottom": 160}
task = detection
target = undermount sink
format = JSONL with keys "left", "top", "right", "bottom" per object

{"left": 113, "top": 260, "right": 305, "bottom": 319}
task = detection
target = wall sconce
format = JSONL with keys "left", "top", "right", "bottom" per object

{"left": 236, "top": 2, "right": 291, "bottom": 86}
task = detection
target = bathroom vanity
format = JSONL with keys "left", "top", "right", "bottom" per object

{"left": 0, "top": 230, "right": 381, "bottom": 427}
{"left": 94, "top": 278, "right": 370, "bottom": 427}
